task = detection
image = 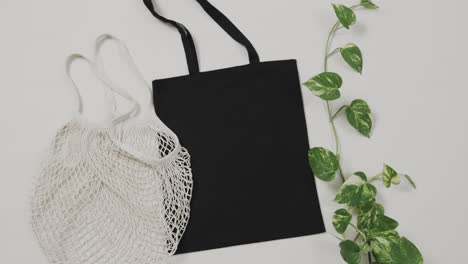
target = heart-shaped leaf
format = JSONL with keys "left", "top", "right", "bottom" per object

{"left": 353, "top": 171, "right": 367, "bottom": 181}
{"left": 308, "top": 147, "right": 339, "bottom": 181}
{"left": 333, "top": 209, "right": 352, "bottom": 234}
{"left": 358, "top": 201, "right": 384, "bottom": 230}
{"left": 340, "top": 43, "right": 363, "bottom": 73}
{"left": 361, "top": 0, "right": 379, "bottom": 9}
{"left": 335, "top": 172, "right": 377, "bottom": 206}
{"left": 303, "top": 72, "right": 342, "bottom": 100}
{"left": 372, "top": 215, "right": 399, "bottom": 232}
{"left": 404, "top": 174, "right": 417, "bottom": 189}
{"left": 339, "top": 240, "right": 361, "bottom": 264}
{"left": 382, "top": 164, "right": 398, "bottom": 188}
{"left": 370, "top": 230, "right": 400, "bottom": 263}
{"left": 390, "top": 237, "right": 424, "bottom": 264}
{"left": 332, "top": 4, "right": 357, "bottom": 29}
{"left": 346, "top": 99, "right": 372, "bottom": 137}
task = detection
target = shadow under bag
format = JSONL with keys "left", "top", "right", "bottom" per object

{"left": 142, "top": 0, "right": 326, "bottom": 253}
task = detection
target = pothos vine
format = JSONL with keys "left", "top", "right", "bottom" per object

{"left": 303, "top": 1, "right": 423, "bottom": 263}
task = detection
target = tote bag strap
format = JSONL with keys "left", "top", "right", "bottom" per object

{"left": 195, "top": 0, "right": 259, "bottom": 64}
{"left": 142, "top": 0, "right": 260, "bottom": 75}
{"left": 143, "top": 0, "right": 199, "bottom": 74}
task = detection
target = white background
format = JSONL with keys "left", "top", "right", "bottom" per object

{"left": 1, "top": 0, "right": 467, "bottom": 263}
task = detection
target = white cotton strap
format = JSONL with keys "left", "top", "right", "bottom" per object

{"left": 65, "top": 54, "right": 115, "bottom": 123}
{"left": 65, "top": 53, "right": 139, "bottom": 126}
{"left": 93, "top": 34, "right": 183, "bottom": 166}
{"left": 94, "top": 34, "right": 153, "bottom": 110}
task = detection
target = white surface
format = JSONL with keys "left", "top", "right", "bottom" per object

{"left": 1, "top": 0, "right": 466, "bottom": 263}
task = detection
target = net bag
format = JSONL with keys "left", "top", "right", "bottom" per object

{"left": 93, "top": 34, "right": 193, "bottom": 254}
{"left": 31, "top": 49, "right": 192, "bottom": 264}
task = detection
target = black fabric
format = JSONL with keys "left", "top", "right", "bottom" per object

{"left": 142, "top": 0, "right": 325, "bottom": 254}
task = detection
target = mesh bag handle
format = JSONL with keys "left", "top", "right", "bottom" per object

{"left": 65, "top": 53, "right": 140, "bottom": 127}
{"left": 93, "top": 34, "right": 182, "bottom": 165}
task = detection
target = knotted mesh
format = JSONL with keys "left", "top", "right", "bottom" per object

{"left": 108, "top": 112, "right": 193, "bottom": 254}
{"left": 31, "top": 50, "right": 192, "bottom": 264}
{"left": 32, "top": 114, "right": 192, "bottom": 264}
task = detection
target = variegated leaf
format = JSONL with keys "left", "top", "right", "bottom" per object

{"left": 308, "top": 147, "right": 339, "bottom": 181}
{"left": 332, "top": 4, "right": 357, "bottom": 29}
{"left": 382, "top": 164, "right": 399, "bottom": 188}
{"left": 339, "top": 240, "right": 361, "bottom": 264}
{"left": 340, "top": 43, "right": 363, "bottom": 73}
{"left": 346, "top": 99, "right": 372, "bottom": 137}
{"left": 333, "top": 209, "right": 352, "bottom": 234}
{"left": 390, "top": 237, "right": 424, "bottom": 264}
{"left": 361, "top": 0, "right": 379, "bottom": 9}
{"left": 303, "top": 72, "right": 342, "bottom": 100}
{"left": 335, "top": 172, "right": 377, "bottom": 206}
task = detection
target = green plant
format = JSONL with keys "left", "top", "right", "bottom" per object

{"left": 303, "top": 1, "right": 423, "bottom": 263}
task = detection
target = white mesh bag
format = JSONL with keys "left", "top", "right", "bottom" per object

{"left": 93, "top": 34, "right": 193, "bottom": 254}
{"left": 31, "top": 47, "right": 192, "bottom": 264}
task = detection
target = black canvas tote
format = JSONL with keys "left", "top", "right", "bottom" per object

{"left": 142, "top": 0, "right": 326, "bottom": 254}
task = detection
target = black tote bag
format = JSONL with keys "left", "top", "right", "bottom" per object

{"left": 142, "top": 0, "right": 325, "bottom": 254}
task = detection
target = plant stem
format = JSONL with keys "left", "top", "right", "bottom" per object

{"left": 331, "top": 105, "right": 347, "bottom": 120}
{"left": 324, "top": 22, "right": 340, "bottom": 72}
{"left": 368, "top": 173, "right": 382, "bottom": 183}
{"left": 326, "top": 47, "right": 341, "bottom": 58}
{"left": 324, "top": 21, "right": 345, "bottom": 182}
{"left": 353, "top": 233, "right": 361, "bottom": 242}
{"left": 368, "top": 252, "right": 372, "bottom": 264}
{"left": 327, "top": 102, "right": 345, "bottom": 182}
{"left": 349, "top": 223, "right": 366, "bottom": 242}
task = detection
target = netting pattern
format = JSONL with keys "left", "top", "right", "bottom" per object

{"left": 31, "top": 115, "right": 192, "bottom": 264}
{"left": 109, "top": 113, "right": 193, "bottom": 254}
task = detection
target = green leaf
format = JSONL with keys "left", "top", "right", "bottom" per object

{"left": 303, "top": 72, "right": 342, "bottom": 100}
{"left": 339, "top": 240, "right": 361, "bottom": 264}
{"left": 390, "top": 237, "right": 424, "bottom": 264}
{"left": 374, "top": 229, "right": 400, "bottom": 243}
{"left": 333, "top": 209, "right": 352, "bottom": 234}
{"left": 357, "top": 201, "right": 384, "bottom": 230}
{"left": 370, "top": 230, "right": 400, "bottom": 263}
{"left": 354, "top": 171, "right": 367, "bottom": 181}
{"left": 335, "top": 172, "right": 377, "bottom": 206}
{"left": 372, "top": 215, "right": 399, "bottom": 232}
{"left": 359, "top": 183, "right": 377, "bottom": 206}
{"left": 335, "top": 173, "right": 366, "bottom": 204}
{"left": 340, "top": 43, "right": 363, "bottom": 73}
{"left": 361, "top": 0, "right": 379, "bottom": 9}
{"left": 345, "top": 99, "right": 372, "bottom": 137}
{"left": 308, "top": 147, "right": 339, "bottom": 182}
{"left": 382, "top": 164, "right": 398, "bottom": 188}
{"left": 404, "top": 174, "right": 417, "bottom": 189}
{"left": 332, "top": 4, "right": 357, "bottom": 29}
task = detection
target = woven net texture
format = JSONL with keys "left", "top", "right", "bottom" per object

{"left": 31, "top": 116, "right": 192, "bottom": 264}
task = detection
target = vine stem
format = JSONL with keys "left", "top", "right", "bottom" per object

{"left": 349, "top": 223, "right": 366, "bottom": 242}
{"left": 331, "top": 105, "right": 347, "bottom": 120}
{"left": 353, "top": 233, "right": 361, "bottom": 242}
{"left": 324, "top": 21, "right": 340, "bottom": 72}
{"left": 324, "top": 4, "right": 373, "bottom": 264}
{"left": 324, "top": 21, "right": 345, "bottom": 182}
{"left": 368, "top": 173, "right": 382, "bottom": 183}
{"left": 323, "top": 3, "right": 364, "bottom": 183}
{"left": 326, "top": 47, "right": 341, "bottom": 59}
